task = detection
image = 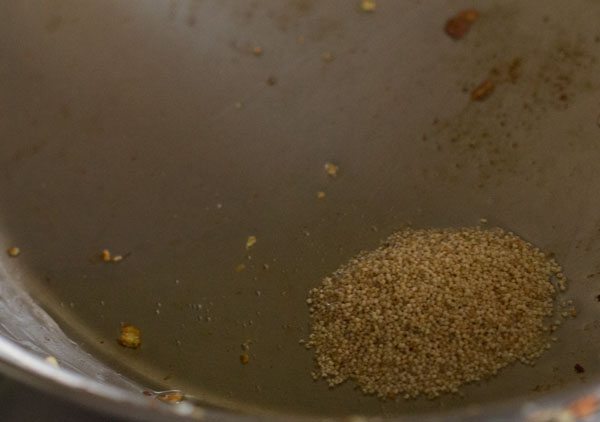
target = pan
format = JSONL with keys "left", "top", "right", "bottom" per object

{"left": 1, "top": 0, "right": 600, "bottom": 420}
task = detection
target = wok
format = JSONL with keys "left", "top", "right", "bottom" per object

{"left": 0, "top": 0, "right": 599, "bottom": 420}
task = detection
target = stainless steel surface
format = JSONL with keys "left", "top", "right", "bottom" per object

{"left": 0, "top": 375, "right": 128, "bottom": 422}
{"left": 0, "top": 0, "right": 600, "bottom": 420}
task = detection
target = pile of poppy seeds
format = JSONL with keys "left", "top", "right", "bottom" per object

{"left": 306, "top": 227, "right": 568, "bottom": 399}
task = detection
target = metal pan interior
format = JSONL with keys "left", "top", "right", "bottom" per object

{"left": 0, "top": 0, "right": 600, "bottom": 418}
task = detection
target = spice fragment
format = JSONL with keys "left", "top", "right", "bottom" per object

{"left": 246, "top": 236, "right": 257, "bottom": 250}
{"left": 317, "top": 191, "right": 326, "bottom": 199}
{"left": 118, "top": 324, "right": 141, "bottom": 349}
{"left": 471, "top": 79, "right": 495, "bottom": 101}
{"left": 321, "top": 51, "right": 334, "bottom": 63}
{"left": 156, "top": 390, "right": 185, "bottom": 404}
{"left": 7, "top": 246, "right": 20, "bottom": 257}
{"left": 45, "top": 356, "right": 59, "bottom": 368}
{"left": 575, "top": 363, "right": 585, "bottom": 374}
{"left": 445, "top": 9, "right": 479, "bottom": 40}
{"left": 101, "top": 249, "right": 126, "bottom": 263}
{"left": 240, "top": 353, "right": 250, "bottom": 365}
{"left": 324, "top": 162, "right": 339, "bottom": 177}
{"left": 101, "top": 249, "right": 111, "bottom": 262}
{"left": 359, "top": 0, "right": 376, "bottom": 12}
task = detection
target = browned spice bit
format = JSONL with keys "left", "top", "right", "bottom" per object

{"left": 324, "top": 162, "right": 339, "bottom": 177}
{"left": 359, "top": 0, "right": 376, "bottom": 13}
{"left": 445, "top": 9, "right": 479, "bottom": 40}
{"left": 7, "top": 246, "right": 20, "bottom": 257}
{"left": 241, "top": 340, "right": 252, "bottom": 351}
{"left": 246, "top": 236, "right": 257, "bottom": 250}
{"left": 235, "top": 263, "right": 246, "bottom": 273}
{"left": 596, "top": 294, "right": 600, "bottom": 302}
{"left": 471, "top": 79, "right": 495, "bottom": 101}
{"left": 101, "top": 249, "right": 111, "bottom": 262}
{"left": 142, "top": 390, "right": 153, "bottom": 396}
{"left": 266, "top": 76, "right": 277, "bottom": 86}
{"left": 156, "top": 391, "right": 185, "bottom": 404}
{"left": 317, "top": 191, "right": 326, "bottom": 199}
{"left": 321, "top": 51, "right": 334, "bottom": 63}
{"left": 240, "top": 353, "right": 250, "bottom": 365}
{"left": 118, "top": 324, "right": 141, "bottom": 349}
{"left": 252, "top": 46, "right": 263, "bottom": 56}
{"left": 575, "top": 363, "right": 585, "bottom": 374}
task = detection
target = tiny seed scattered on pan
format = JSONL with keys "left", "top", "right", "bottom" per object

{"left": 359, "top": 0, "right": 376, "bottom": 13}
{"left": 324, "top": 162, "right": 339, "bottom": 177}
{"left": 118, "top": 324, "right": 141, "bottom": 349}
{"left": 235, "top": 263, "right": 246, "bottom": 272}
{"left": 471, "top": 79, "right": 495, "bottom": 101}
{"left": 317, "top": 191, "right": 326, "bottom": 199}
{"left": 112, "top": 255, "right": 123, "bottom": 262}
{"left": 7, "top": 246, "right": 20, "bottom": 257}
{"left": 240, "top": 353, "right": 250, "bottom": 365}
{"left": 575, "top": 363, "right": 585, "bottom": 374}
{"left": 246, "top": 236, "right": 257, "bottom": 250}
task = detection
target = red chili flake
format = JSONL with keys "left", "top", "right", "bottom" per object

{"left": 445, "top": 9, "right": 479, "bottom": 40}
